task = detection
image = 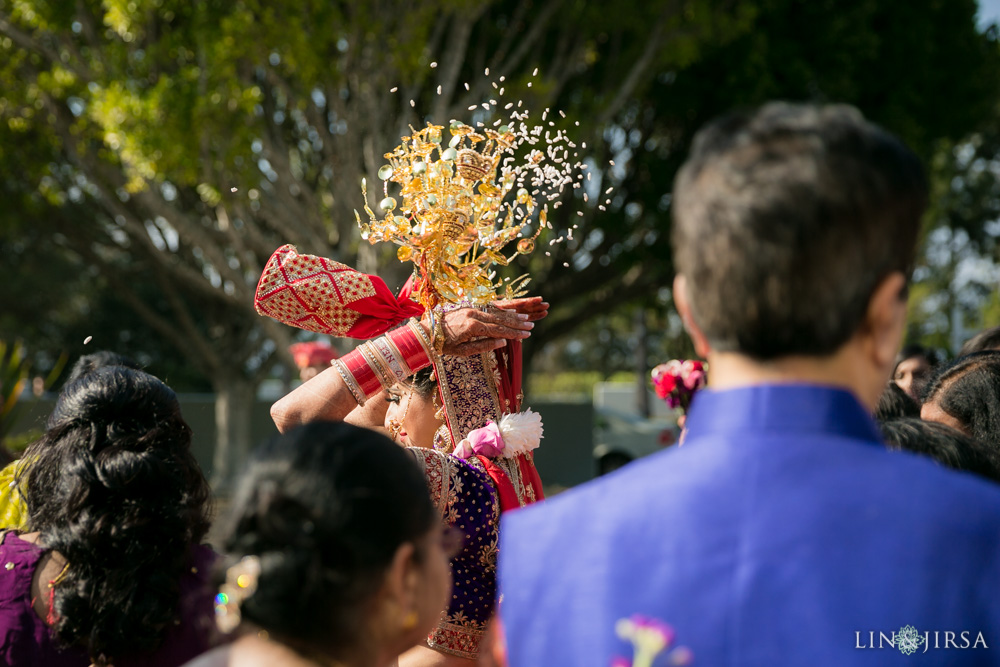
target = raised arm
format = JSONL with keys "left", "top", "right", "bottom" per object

{"left": 271, "top": 305, "right": 539, "bottom": 433}
{"left": 271, "top": 365, "right": 360, "bottom": 433}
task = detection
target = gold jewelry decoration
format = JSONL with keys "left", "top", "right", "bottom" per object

{"left": 432, "top": 388, "right": 445, "bottom": 421}
{"left": 388, "top": 418, "right": 403, "bottom": 441}
{"left": 214, "top": 555, "right": 261, "bottom": 634}
{"left": 432, "top": 423, "right": 454, "bottom": 453}
{"left": 44, "top": 560, "right": 72, "bottom": 626}
{"left": 356, "top": 110, "right": 587, "bottom": 312}
{"left": 433, "top": 310, "right": 446, "bottom": 356}
{"left": 403, "top": 610, "right": 419, "bottom": 631}
{"left": 50, "top": 561, "right": 70, "bottom": 585}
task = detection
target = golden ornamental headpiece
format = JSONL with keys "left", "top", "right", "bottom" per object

{"left": 357, "top": 112, "right": 584, "bottom": 311}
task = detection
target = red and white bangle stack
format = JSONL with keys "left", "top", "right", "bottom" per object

{"left": 332, "top": 318, "right": 434, "bottom": 406}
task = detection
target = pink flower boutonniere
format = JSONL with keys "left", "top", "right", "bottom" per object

{"left": 651, "top": 360, "right": 707, "bottom": 413}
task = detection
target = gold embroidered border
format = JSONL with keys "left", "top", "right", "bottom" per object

{"left": 433, "top": 356, "right": 459, "bottom": 449}
{"left": 495, "top": 455, "right": 528, "bottom": 508}
{"left": 435, "top": 353, "right": 503, "bottom": 444}
{"left": 481, "top": 349, "right": 504, "bottom": 420}
{"left": 411, "top": 448, "right": 453, "bottom": 520}
{"left": 521, "top": 452, "right": 537, "bottom": 503}
{"left": 426, "top": 618, "right": 487, "bottom": 659}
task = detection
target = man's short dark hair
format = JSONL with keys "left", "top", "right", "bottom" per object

{"left": 672, "top": 102, "right": 927, "bottom": 360}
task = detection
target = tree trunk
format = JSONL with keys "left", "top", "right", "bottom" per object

{"left": 211, "top": 375, "right": 257, "bottom": 492}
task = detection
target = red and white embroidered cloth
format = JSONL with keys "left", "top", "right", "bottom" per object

{"left": 254, "top": 244, "right": 423, "bottom": 339}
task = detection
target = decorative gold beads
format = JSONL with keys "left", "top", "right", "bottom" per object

{"left": 456, "top": 149, "right": 491, "bottom": 182}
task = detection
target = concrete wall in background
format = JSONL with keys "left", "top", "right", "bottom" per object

{"left": 526, "top": 399, "right": 594, "bottom": 489}
{"left": 9, "top": 395, "right": 596, "bottom": 489}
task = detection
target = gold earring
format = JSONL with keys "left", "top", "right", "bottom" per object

{"left": 432, "top": 388, "right": 445, "bottom": 421}
{"left": 403, "top": 610, "right": 418, "bottom": 630}
{"left": 389, "top": 389, "right": 415, "bottom": 443}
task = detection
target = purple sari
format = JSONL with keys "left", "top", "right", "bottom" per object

{"left": 0, "top": 532, "right": 217, "bottom": 667}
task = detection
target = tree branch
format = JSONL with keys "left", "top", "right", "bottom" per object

{"left": 432, "top": 11, "right": 480, "bottom": 122}
{"left": 0, "top": 16, "right": 93, "bottom": 81}
{"left": 495, "top": 0, "right": 565, "bottom": 79}
{"left": 596, "top": 4, "right": 677, "bottom": 127}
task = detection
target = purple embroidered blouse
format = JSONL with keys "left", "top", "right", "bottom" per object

{"left": 408, "top": 448, "right": 500, "bottom": 659}
{"left": 0, "top": 533, "right": 217, "bottom": 667}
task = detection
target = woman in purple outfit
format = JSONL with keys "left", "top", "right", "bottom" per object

{"left": 0, "top": 366, "right": 216, "bottom": 667}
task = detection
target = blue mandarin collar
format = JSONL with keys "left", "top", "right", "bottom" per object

{"left": 685, "top": 384, "right": 882, "bottom": 444}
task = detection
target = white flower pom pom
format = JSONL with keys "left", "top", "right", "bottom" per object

{"left": 498, "top": 408, "right": 544, "bottom": 457}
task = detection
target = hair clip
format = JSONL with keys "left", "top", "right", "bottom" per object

{"left": 214, "top": 555, "right": 261, "bottom": 634}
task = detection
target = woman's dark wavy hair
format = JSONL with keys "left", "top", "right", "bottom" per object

{"left": 217, "top": 421, "right": 435, "bottom": 655}
{"left": 922, "top": 351, "right": 1000, "bottom": 451}
{"left": 873, "top": 382, "right": 920, "bottom": 422}
{"left": 64, "top": 350, "right": 141, "bottom": 386}
{"left": 879, "top": 417, "right": 1000, "bottom": 483}
{"left": 959, "top": 325, "right": 1000, "bottom": 357}
{"left": 16, "top": 367, "right": 211, "bottom": 665}
{"left": 893, "top": 344, "right": 942, "bottom": 370}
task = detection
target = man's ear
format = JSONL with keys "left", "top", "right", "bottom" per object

{"left": 674, "top": 274, "right": 711, "bottom": 358}
{"left": 863, "top": 271, "right": 908, "bottom": 372}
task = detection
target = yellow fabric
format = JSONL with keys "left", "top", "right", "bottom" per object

{"left": 0, "top": 459, "right": 29, "bottom": 531}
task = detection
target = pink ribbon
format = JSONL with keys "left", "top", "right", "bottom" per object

{"left": 453, "top": 421, "right": 505, "bottom": 459}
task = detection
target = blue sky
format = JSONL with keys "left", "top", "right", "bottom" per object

{"left": 980, "top": 0, "right": 1000, "bottom": 27}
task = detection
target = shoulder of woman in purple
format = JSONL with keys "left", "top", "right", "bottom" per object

{"left": 0, "top": 534, "right": 223, "bottom": 667}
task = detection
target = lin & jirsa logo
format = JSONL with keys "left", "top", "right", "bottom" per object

{"left": 855, "top": 626, "right": 988, "bottom": 655}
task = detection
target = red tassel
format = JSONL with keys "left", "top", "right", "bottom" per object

{"left": 46, "top": 585, "right": 58, "bottom": 625}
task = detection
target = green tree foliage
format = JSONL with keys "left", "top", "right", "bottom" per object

{"left": 547, "top": 0, "right": 1000, "bottom": 375}
{"left": 0, "top": 340, "right": 65, "bottom": 462}
{"left": 0, "top": 0, "right": 997, "bottom": 478}
{"left": 0, "top": 0, "right": 753, "bottom": 482}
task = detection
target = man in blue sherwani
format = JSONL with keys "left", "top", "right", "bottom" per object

{"left": 498, "top": 103, "right": 1000, "bottom": 665}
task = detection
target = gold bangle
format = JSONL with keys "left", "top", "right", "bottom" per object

{"left": 358, "top": 343, "right": 395, "bottom": 390}
{"left": 408, "top": 318, "right": 434, "bottom": 358}
{"left": 371, "top": 336, "right": 408, "bottom": 383}
{"left": 332, "top": 359, "right": 366, "bottom": 406}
